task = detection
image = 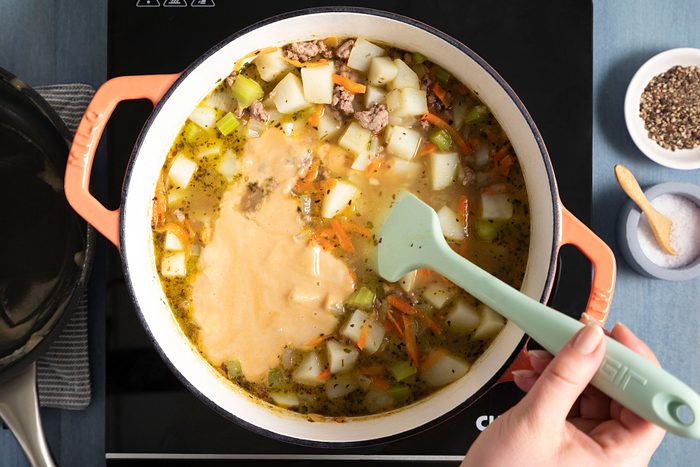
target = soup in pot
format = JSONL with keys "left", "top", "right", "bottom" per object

{"left": 152, "top": 37, "right": 529, "bottom": 417}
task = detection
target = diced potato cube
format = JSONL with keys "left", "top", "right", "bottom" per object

{"left": 292, "top": 352, "right": 323, "bottom": 386}
{"left": 386, "top": 88, "right": 428, "bottom": 118}
{"left": 423, "top": 283, "right": 455, "bottom": 309}
{"left": 272, "top": 72, "right": 311, "bottom": 114}
{"left": 368, "top": 56, "right": 398, "bottom": 86}
{"left": 347, "top": 38, "right": 385, "bottom": 72}
{"left": 437, "top": 205, "right": 465, "bottom": 241}
{"left": 301, "top": 61, "right": 334, "bottom": 104}
{"left": 164, "top": 231, "right": 183, "bottom": 251}
{"left": 168, "top": 154, "right": 198, "bottom": 188}
{"left": 196, "top": 144, "right": 221, "bottom": 159}
{"left": 420, "top": 351, "right": 470, "bottom": 387}
{"left": 338, "top": 122, "right": 372, "bottom": 156}
{"left": 388, "top": 58, "right": 420, "bottom": 90}
{"left": 429, "top": 152, "right": 459, "bottom": 190}
{"left": 351, "top": 151, "right": 372, "bottom": 171}
{"left": 481, "top": 193, "right": 513, "bottom": 220}
{"left": 388, "top": 158, "right": 422, "bottom": 179}
{"left": 321, "top": 180, "right": 359, "bottom": 218}
{"left": 362, "top": 320, "right": 385, "bottom": 355}
{"left": 161, "top": 252, "right": 186, "bottom": 277}
{"left": 188, "top": 106, "right": 217, "bottom": 129}
{"left": 474, "top": 143, "right": 490, "bottom": 167}
{"left": 386, "top": 125, "right": 421, "bottom": 160}
{"left": 270, "top": 392, "right": 299, "bottom": 408}
{"left": 340, "top": 309, "right": 369, "bottom": 342}
{"left": 217, "top": 149, "right": 238, "bottom": 180}
{"left": 446, "top": 299, "right": 480, "bottom": 333}
{"left": 399, "top": 270, "right": 419, "bottom": 292}
{"left": 204, "top": 90, "right": 236, "bottom": 112}
{"left": 473, "top": 305, "right": 506, "bottom": 339}
{"left": 254, "top": 49, "right": 293, "bottom": 82}
{"left": 326, "top": 373, "right": 358, "bottom": 399}
{"left": 326, "top": 340, "right": 359, "bottom": 374}
{"left": 318, "top": 113, "right": 341, "bottom": 140}
{"left": 364, "top": 85, "right": 386, "bottom": 108}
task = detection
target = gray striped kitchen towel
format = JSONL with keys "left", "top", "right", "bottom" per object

{"left": 35, "top": 84, "right": 94, "bottom": 410}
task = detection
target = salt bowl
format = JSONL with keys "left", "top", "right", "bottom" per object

{"left": 618, "top": 182, "right": 700, "bottom": 280}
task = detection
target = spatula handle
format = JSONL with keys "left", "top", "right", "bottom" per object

{"left": 428, "top": 242, "right": 700, "bottom": 438}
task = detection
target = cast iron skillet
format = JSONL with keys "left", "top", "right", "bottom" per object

{"left": 0, "top": 68, "right": 94, "bottom": 467}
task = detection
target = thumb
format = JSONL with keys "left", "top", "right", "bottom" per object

{"left": 519, "top": 323, "right": 606, "bottom": 424}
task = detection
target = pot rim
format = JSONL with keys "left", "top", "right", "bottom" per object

{"left": 118, "top": 6, "right": 561, "bottom": 447}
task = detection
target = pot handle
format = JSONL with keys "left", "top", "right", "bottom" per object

{"left": 560, "top": 206, "right": 616, "bottom": 325}
{"left": 64, "top": 74, "right": 180, "bottom": 248}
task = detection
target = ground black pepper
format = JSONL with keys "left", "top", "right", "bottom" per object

{"left": 639, "top": 65, "right": 700, "bottom": 150}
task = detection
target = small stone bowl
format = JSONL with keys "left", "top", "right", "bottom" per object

{"left": 618, "top": 182, "right": 700, "bottom": 280}
{"left": 624, "top": 48, "right": 700, "bottom": 170}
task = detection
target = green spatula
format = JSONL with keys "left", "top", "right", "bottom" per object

{"left": 377, "top": 192, "right": 700, "bottom": 438}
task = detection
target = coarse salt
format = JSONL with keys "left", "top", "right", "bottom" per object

{"left": 637, "top": 194, "right": 700, "bottom": 269}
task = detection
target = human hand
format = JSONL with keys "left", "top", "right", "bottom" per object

{"left": 462, "top": 321, "right": 665, "bottom": 467}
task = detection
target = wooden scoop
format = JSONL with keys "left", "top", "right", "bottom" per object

{"left": 614, "top": 164, "right": 677, "bottom": 256}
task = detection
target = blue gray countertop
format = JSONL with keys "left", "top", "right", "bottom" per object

{"left": 1, "top": 0, "right": 698, "bottom": 465}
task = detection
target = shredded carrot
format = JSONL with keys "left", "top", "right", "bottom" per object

{"left": 302, "top": 157, "right": 321, "bottom": 184}
{"left": 417, "top": 142, "right": 438, "bottom": 157}
{"left": 155, "top": 222, "right": 191, "bottom": 257}
{"left": 482, "top": 182, "right": 513, "bottom": 194}
{"left": 422, "top": 112, "right": 471, "bottom": 156}
{"left": 233, "top": 47, "right": 278, "bottom": 72}
{"left": 330, "top": 219, "right": 355, "bottom": 253}
{"left": 494, "top": 154, "right": 514, "bottom": 177}
{"left": 314, "top": 236, "right": 334, "bottom": 252}
{"left": 358, "top": 364, "right": 385, "bottom": 376}
{"left": 421, "top": 349, "right": 449, "bottom": 370}
{"left": 293, "top": 180, "right": 316, "bottom": 193}
{"left": 493, "top": 144, "right": 511, "bottom": 163}
{"left": 430, "top": 82, "right": 451, "bottom": 107}
{"left": 348, "top": 267, "right": 357, "bottom": 284}
{"left": 386, "top": 309, "right": 404, "bottom": 337}
{"left": 417, "top": 268, "right": 433, "bottom": 280}
{"left": 365, "top": 158, "right": 384, "bottom": 175}
{"left": 458, "top": 195, "right": 469, "bottom": 225}
{"left": 152, "top": 173, "right": 167, "bottom": 228}
{"left": 304, "top": 334, "right": 330, "bottom": 348}
{"left": 454, "top": 82, "right": 469, "bottom": 95}
{"left": 320, "top": 178, "right": 337, "bottom": 193}
{"left": 332, "top": 73, "right": 367, "bottom": 94}
{"left": 417, "top": 313, "right": 442, "bottom": 336}
{"left": 338, "top": 220, "right": 373, "bottom": 238}
{"left": 402, "top": 315, "right": 420, "bottom": 367}
{"left": 467, "top": 137, "right": 481, "bottom": 151}
{"left": 308, "top": 105, "right": 324, "bottom": 128}
{"left": 357, "top": 322, "right": 369, "bottom": 350}
{"left": 370, "top": 375, "right": 390, "bottom": 390}
{"left": 282, "top": 57, "right": 329, "bottom": 68}
{"left": 387, "top": 295, "right": 418, "bottom": 315}
{"left": 316, "top": 369, "right": 331, "bottom": 382}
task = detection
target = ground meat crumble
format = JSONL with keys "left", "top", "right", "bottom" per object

{"left": 354, "top": 103, "right": 389, "bottom": 134}
{"left": 284, "top": 40, "right": 332, "bottom": 62}
{"left": 332, "top": 85, "right": 355, "bottom": 116}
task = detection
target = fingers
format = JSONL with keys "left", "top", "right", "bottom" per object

{"left": 512, "top": 370, "right": 538, "bottom": 392}
{"left": 512, "top": 350, "right": 552, "bottom": 392}
{"left": 609, "top": 322, "right": 660, "bottom": 367}
{"left": 517, "top": 323, "right": 606, "bottom": 426}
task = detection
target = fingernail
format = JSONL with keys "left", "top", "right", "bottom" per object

{"left": 512, "top": 369, "right": 537, "bottom": 379}
{"left": 581, "top": 312, "right": 598, "bottom": 326}
{"left": 573, "top": 323, "right": 604, "bottom": 354}
{"left": 527, "top": 349, "right": 551, "bottom": 362}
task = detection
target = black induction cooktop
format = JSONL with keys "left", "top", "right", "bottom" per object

{"left": 105, "top": 1, "right": 592, "bottom": 464}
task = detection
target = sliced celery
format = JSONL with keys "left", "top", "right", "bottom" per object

{"left": 412, "top": 52, "right": 427, "bottom": 64}
{"left": 475, "top": 218, "right": 500, "bottom": 241}
{"left": 345, "top": 286, "right": 376, "bottom": 310}
{"left": 435, "top": 67, "right": 452, "bottom": 86}
{"left": 216, "top": 112, "right": 241, "bottom": 136}
{"left": 390, "top": 361, "right": 417, "bottom": 382}
{"left": 226, "top": 360, "right": 242, "bottom": 379}
{"left": 387, "top": 385, "right": 412, "bottom": 402}
{"left": 231, "top": 74, "right": 264, "bottom": 109}
{"left": 268, "top": 367, "right": 288, "bottom": 390}
{"left": 429, "top": 128, "right": 453, "bottom": 152}
{"left": 464, "top": 105, "right": 489, "bottom": 125}
{"left": 183, "top": 121, "right": 202, "bottom": 143}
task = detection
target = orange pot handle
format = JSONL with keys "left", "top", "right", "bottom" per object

{"left": 499, "top": 206, "right": 616, "bottom": 384}
{"left": 64, "top": 74, "right": 180, "bottom": 248}
{"left": 559, "top": 206, "right": 616, "bottom": 326}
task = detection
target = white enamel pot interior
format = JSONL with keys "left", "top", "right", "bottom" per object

{"left": 120, "top": 8, "right": 559, "bottom": 446}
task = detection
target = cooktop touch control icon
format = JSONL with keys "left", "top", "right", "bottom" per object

{"left": 191, "top": 0, "right": 215, "bottom": 6}
{"left": 136, "top": 0, "right": 160, "bottom": 6}
{"left": 163, "top": 0, "right": 187, "bottom": 6}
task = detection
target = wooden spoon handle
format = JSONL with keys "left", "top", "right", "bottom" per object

{"left": 614, "top": 164, "right": 653, "bottom": 214}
